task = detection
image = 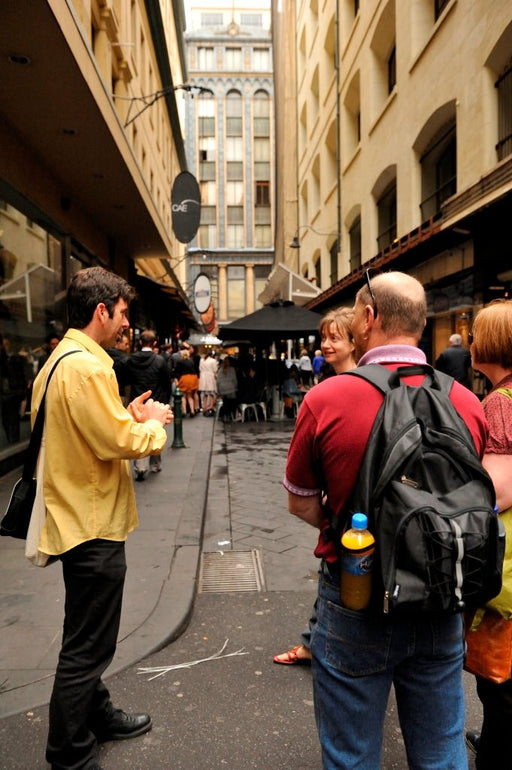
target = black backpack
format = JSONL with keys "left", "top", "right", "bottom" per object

{"left": 338, "top": 364, "right": 503, "bottom": 615}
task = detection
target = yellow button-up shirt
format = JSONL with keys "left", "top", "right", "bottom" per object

{"left": 31, "top": 329, "right": 168, "bottom": 555}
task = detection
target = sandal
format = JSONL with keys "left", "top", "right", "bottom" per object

{"left": 273, "top": 645, "right": 312, "bottom": 665}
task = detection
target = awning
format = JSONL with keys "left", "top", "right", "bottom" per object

{"left": 258, "top": 263, "right": 321, "bottom": 307}
{"left": 134, "top": 258, "right": 194, "bottom": 322}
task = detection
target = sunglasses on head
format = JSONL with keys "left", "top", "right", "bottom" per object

{"left": 364, "top": 269, "right": 378, "bottom": 319}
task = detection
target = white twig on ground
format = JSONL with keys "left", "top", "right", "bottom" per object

{"left": 137, "top": 639, "right": 248, "bottom": 681}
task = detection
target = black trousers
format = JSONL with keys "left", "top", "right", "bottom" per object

{"left": 46, "top": 539, "right": 127, "bottom": 770}
{"left": 475, "top": 675, "right": 512, "bottom": 769}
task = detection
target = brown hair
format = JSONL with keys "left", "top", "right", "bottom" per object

{"left": 319, "top": 307, "right": 354, "bottom": 340}
{"left": 472, "top": 300, "right": 512, "bottom": 368}
{"left": 67, "top": 266, "right": 135, "bottom": 329}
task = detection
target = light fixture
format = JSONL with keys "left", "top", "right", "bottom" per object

{"left": 289, "top": 225, "right": 338, "bottom": 249}
{"left": 123, "top": 84, "right": 212, "bottom": 128}
{"left": 8, "top": 53, "right": 31, "bottom": 66}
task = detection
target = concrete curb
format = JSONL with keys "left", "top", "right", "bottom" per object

{"left": 0, "top": 416, "right": 215, "bottom": 718}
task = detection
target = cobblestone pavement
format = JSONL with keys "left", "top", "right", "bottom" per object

{"left": 204, "top": 419, "right": 320, "bottom": 593}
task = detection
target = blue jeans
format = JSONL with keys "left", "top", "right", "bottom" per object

{"left": 310, "top": 563, "right": 468, "bottom": 770}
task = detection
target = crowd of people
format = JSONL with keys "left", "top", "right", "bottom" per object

{"left": 14, "top": 262, "right": 512, "bottom": 770}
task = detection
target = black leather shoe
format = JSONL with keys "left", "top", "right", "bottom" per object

{"left": 96, "top": 710, "right": 152, "bottom": 742}
{"left": 465, "top": 729, "right": 481, "bottom": 755}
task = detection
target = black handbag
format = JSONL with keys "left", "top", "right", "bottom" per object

{"left": 0, "top": 350, "right": 80, "bottom": 539}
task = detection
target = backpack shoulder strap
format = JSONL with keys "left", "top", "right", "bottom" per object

{"left": 343, "top": 362, "right": 447, "bottom": 394}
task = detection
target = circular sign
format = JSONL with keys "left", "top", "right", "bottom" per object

{"left": 171, "top": 171, "right": 201, "bottom": 243}
{"left": 194, "top": 273, "right": 212, "bottom": 314}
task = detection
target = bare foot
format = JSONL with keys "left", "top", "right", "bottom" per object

{"left": 273, "top": 644, "right": 312, "bottom": 665}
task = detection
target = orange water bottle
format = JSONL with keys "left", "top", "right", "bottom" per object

{"left": 340, "top": 513, "right": 375, "bottom": 610}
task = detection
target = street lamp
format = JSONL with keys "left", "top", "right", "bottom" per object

{"left": 123, "top": 83, "right": 212, "bottom": 128}
{"left": 289, "top": 225, "right": 338, "bottom": 248}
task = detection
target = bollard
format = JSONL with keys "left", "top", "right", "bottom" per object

{"left": 172, "top": 386, "right": 186, "bottom": 448}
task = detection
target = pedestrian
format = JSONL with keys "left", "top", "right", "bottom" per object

{"left": 37, "top": 332, "right": 62, "bottom": 372}
{"left": 298, "top": 347, "right": 313, "bottom": 386}
{"left": 274, "top": 307, "right": 357, "bottom": 666}
{"left": 284, "top": 271, "right": 488, "bottom": 768}
{"left": 464, "top": 299, "right": 512, "bottom": 768}
{"left": 435, "top": 332, "right": 472, "bottom": 387}
{"left": 312, "top": 349, "right": 324, "bottom": 383}
{"left": 105, "top": 328, "right": 131, "bottom": 403}
{"left": 174, "top": 348, "right": 199, "bottom": 417}
{"left": 217, "top": 356, "right": 238, "bottom": 421}
{"left": 32, "top": 266, "right": 173, "bottom": 770}
{"left": 125, "top": 329, "right": 171, "bottom": 480}
{"left": 199, "top": 349, "right": 218, "bottom": 416}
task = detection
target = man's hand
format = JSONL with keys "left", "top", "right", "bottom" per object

{"left": 128, "top": 391, "right": 173, "bottom": 425}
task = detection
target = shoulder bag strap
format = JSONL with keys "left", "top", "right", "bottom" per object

{"left": 21, "top": 349, "right": 81, "bottom": 481}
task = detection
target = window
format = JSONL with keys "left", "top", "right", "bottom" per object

{"left": 330, "top": 240, "right": 338, "bottom": 285}
{"left": 253, "top": 92, "right": 270, "bottom": 135}
{"left": 201, "top": 13, "right": 223, "bottom": 27}
{"left": 314, "top": 257, "right": 322, "bottom": 289}
{"left": 198, "top": 93, "right": 215, "bottom": 137}
{"left": 254, "top": 266, "right": 269, "bottom": 309}
{"left": 254, "top": 137, "right": 270, "bottom": 162}
{"left": 226, "top": 137, "right": 243, "bottom": 161}
{"left": 252, "top": 48, "right": 271, "bottom": 71}
{"left": 199, "top": 137, "right": 216, "bottom": 162}
{"left": 349, "top": 217, "right": 362, "bottom": 271}
{"left": 199, "top": 206, "right": 217, "bottom": 248}
{"left": 255, "top": 181, "right": 270, "bottom": 206}
{"left": 255, "top": 226, "right": 271, "bottom": 247}
{"left": 496, "top": 62, "right": 512, "bottom": 161}
{"left": 227, "top": 182, "right": 244, "bottom": 205}
{"left": 343, "top": 71, "right": 361, "bottom": 157}
{"left": 420, "top": 124, "right": 456, "bottom": 220}
{"left": 197, "top": 46, "right": 215, "bottom": 70}
{"left": 241, "top": 13, "right": 263, "bottom": 26}
{"left": 200, "top": 181, "right": 217, "bottom": 205}
{"left": 200, "top": 161, "right": 216, "bottom": 181}
{"left": 377, "top": 183, "right": 397, "bottom": 251}
{"left": 370, "top": 3, "right": 396, "bottom": 120}
{"left": 225, "top": 48, "right": 243, "bottom": 71}
{"left": 227, "top": 206, "right": 244, "bottom": 230}
{"left": 201, "top": 205, "right": 217, "bottom": 225}
{"left": 227, "top": 266, "right": 245, "bottom": 317}
{"left": 198, "top": 224, "right": 217, "bottom": 249}
{"left": 388, "top": 46, "right": 396, "bottom": 94}
{"left": 227, "top": 162, "right": 243, "bottom": 181}
{"left": 434, "top": 0, "right": 450, "bottom": 21}
{"left": 226, "top": 90, "right": 243, "bottom": 136}
{"left": 227, "top": 226, "right": 245, "bottom": 248}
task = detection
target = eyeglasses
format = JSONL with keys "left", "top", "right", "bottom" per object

{"left": 364, "top": 269, "right": 378, "bottom": 319}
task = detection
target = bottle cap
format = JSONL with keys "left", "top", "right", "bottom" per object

{"left": 352, "top": 513, "right": 368, "bottom": 530}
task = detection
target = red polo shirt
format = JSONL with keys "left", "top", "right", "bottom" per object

{"left": 284, "top": 345, "right": 488, "bottom": 560}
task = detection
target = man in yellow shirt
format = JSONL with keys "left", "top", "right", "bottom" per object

{"left": 32, "top": 267, "right": 172, "bottom": 770}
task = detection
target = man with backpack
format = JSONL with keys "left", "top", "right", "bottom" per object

{"left": 284, "top": 271, "right": 493, "bottom": 769}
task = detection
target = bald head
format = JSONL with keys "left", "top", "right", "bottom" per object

{"left": 355, "top": 271, "right": 426, "bottom": 341}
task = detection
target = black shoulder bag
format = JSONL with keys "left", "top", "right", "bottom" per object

{"left": 0, "top": 350, "right": 80, "bottom": 539}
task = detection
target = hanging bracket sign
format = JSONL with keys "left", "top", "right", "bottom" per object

{"left": 193, "top": 273, "right": 212, "bottom": 314}
{"left": 171, "top": 171, "right": 201, "bottom": 243}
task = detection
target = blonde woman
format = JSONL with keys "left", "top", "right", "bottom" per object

{"left": 274, "top": 307, "right": 357, "bottom": 665}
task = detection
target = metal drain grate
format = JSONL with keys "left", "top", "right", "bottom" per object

{"left": 199, "top": 549, "right": 265, "bottom": 593}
